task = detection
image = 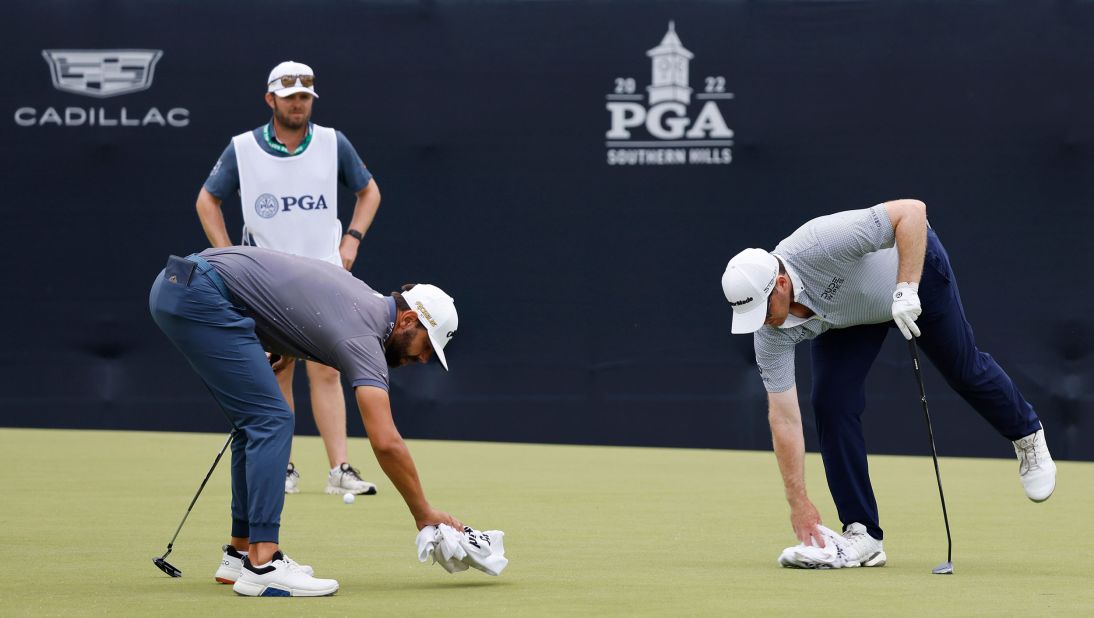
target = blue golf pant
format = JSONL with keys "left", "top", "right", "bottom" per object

{"left": 149, "top": 255, "right": 293, "bottom": 544}
{"left": 810, "top": 230, "right": 1041, "bottom": 541}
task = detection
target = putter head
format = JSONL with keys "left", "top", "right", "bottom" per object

{"left": 932, "top": 561, "right": 954, "bottom": 575}
{"left": 153, "top": 556, "right": 182, "bottom": 578}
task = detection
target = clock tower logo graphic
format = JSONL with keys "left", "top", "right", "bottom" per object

{"left": 605, "top": 21, "right": 734, "bottom": 166}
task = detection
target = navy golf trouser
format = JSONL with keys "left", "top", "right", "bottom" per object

{"left": 810, "top": 230, "right": 1041, "bottom": 541}
{"left": 149, "top": 254, "right": 293, "bottom": 544}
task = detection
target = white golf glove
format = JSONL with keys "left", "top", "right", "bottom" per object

{"left": 892, "top": 282, "right": 922, "bottom": 340}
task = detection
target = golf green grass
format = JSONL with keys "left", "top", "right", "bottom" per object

{"left": 1, "top": 428, "right": 1091, "bottom": 616}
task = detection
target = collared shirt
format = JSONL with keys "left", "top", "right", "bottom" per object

{"left": 202, "top": 121, "right": 373, "bottom": 200}
{"left": 263, "top": 121, "right": 313, "bottom": 155}
{"left": 753, "top": 205, "right": 901, "bottom": 393}
{"left": 201, "top": 245, "right": 393, "bottom": 390}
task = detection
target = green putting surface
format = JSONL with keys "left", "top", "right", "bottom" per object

{"left": 1, "top": 427, "right": 1091, "bottom": 616}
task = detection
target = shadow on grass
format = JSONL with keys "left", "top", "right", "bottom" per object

{"left": 371, "top": 579, "right": 512, "bottom": 591}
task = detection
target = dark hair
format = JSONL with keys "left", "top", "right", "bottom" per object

{"left": 774, "top": 257, "right": 787, "bottom": 276}
{"left": 391, "top": 284, "right": 425, "bottom": 330}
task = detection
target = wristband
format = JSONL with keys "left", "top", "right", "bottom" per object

{"left": 345, "top": 229, "right": 364, "bottom": 241}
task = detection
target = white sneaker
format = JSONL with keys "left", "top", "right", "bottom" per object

{"left": 325, "top": 463, "right": 377, "bottom": 496}
{"left": 839, "top": 523, "right": 887, "bottom": 568}
{"left": 232, "top": 552, "right": 338, "bottom": 597}
{"left": 1013, "top": 428, "right": 1056, "bottom": 502}
{"left": 215, "top": 545, "right": 247, "bottom": 584}
{"left": 214, "top": 545, "right": 315, "bottom": 584}
{"left": 285, "top": 463, "right": 300, "bottom": 494}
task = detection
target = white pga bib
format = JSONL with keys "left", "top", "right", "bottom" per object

{"left": 234, "top": 125, "right": 341, "bottom": 266}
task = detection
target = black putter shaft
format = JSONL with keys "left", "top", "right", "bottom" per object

{"left": 908, "top": 338, "right": 953, "bottom": 573}
{"left": 153, "top": 429, "right": 238, "bottom": 577}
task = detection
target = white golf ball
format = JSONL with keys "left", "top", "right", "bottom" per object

{"left": 343, "top": 492, "right": 356, "bottom": 505}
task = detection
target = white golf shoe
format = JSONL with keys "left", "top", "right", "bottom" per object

{"left": 214, "top": 545, "right": 315, "bottom": 584}
{"left": 232, "top": 552, "right": 337, "bottom": 597}
{"left": 285, "top": 462, "right": 300, "bottom": 494}
{"left": 778, "top": 523, "right": 885, "bottom": 569}
{"left": 838, "top": 523, "right": 887, "bottom": 568}
{"left": 1013, "top": 428, "right": 1056, "bottom": 502}
{"left": 325, "top": 463, "right": 377, "bottom": 496}
{"left": 215, "top": 545, "right": 247, "bottom": 584}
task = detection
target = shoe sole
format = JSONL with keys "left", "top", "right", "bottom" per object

{"left": 325, "top": 485, "right": 377, "bottom": 496}
{"left": 1027, "top": 479, "right": 1056, "bottom": 502}
{"left": 780, "top": 550, "right": 887, "bottom": 569}
{"left": 844, "top": 550, "right": 887, "bottom": 568}
{"left": 216, "top": 566, "right": 240, "bottom": 584}
{"left": 232, "top": 580, "right": 338, "bottom": 597}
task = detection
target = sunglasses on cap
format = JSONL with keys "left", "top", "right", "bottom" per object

{"left": 269, "top": 74, "right": 315, "bottom": 88}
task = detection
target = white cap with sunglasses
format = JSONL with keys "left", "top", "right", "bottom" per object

{"left": 722, "top": 248, "right": 779, "bottom": 334}
{"left": 267, "top": 61, "right": 318, "bottom": 98}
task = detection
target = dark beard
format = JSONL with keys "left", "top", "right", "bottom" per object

{"left": 273, "top": 105, "right": 309, "bottom": 131}
{"left": 384, "top": 329, "right": 416, "bottom": 368}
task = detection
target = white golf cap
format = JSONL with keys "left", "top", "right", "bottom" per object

{"left": 722, "top": 248, "right": 779, "bottom": 334}
{"left": 401, "top": 284, "right": 458, "bottom": 370}
{"left": 267, "top": 60, "right": 318, "bottom": 98}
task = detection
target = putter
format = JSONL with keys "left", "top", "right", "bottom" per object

{"left": 908, "top": 339, "right": 954, "bottom": 575}
{"left": 153, "top": 429, "right": 238, "bottom": 577}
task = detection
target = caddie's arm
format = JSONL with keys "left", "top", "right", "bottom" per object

{"left": 768, "top": 386, "right": 826, "bottom": 547}
{"left": 883, "top": 199, "right": 929, "bottom": 339}
{"left": 355, "top": 385, "right": 462, "bottom": 530}
{"left": 195, "top": 187, "right": 233, "bottom": 248}
{"left": 339, "top": 178, "right": 382, "bottom": 270}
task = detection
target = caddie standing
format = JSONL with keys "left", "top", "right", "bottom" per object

{"left": 195, "top": 60, "right": 383, "bottom": 511}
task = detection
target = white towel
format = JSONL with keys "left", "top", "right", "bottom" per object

{"left": 416, "top": 524, "right": 508, "bottom": 576}
{"left": 778, "top": 524, "right": 849, "bottom": 568}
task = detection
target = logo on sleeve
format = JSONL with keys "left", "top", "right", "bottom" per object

{"left": 821, "top": 276, "right": 845, "bottom": 301}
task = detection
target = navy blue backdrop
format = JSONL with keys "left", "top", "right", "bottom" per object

{"left": 2, "top": 1, "right": 1091, "bottom": 460}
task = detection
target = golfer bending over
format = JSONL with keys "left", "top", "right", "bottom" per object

{"left": 149, "top": 246, "right": 462, "bottom": 596}
{"left": 721, "top": 199, "right": 1055, "bottom": 569}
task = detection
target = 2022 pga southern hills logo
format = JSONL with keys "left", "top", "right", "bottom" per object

{"left": 605, "top": 22, "right": 734, "bottom": 166}
{"left": 14, "top": 49, "right": 189, "bottom": 127}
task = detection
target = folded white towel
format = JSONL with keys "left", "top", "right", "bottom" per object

{"left": 416, "top": 524, "right": 508, "bottom": 576}
{"left": 778, "top": 524, "right": 849, "bottom": 568}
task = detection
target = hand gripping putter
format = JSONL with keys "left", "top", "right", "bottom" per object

{"left": 153, "top": 429, "right": 238, "bottom": 577}
{"left": 909, "top": 339, "right": 954, "bottom": 575}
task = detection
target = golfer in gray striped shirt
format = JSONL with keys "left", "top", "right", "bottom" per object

{"left": 721, "top": 200, "right": 1055, "bottom": 570}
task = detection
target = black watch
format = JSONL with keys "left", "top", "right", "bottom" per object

{"left": 345, "top": 229, "right": 364, "bottom": 241}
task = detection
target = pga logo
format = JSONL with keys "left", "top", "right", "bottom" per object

{"left": 606, "top": 100, "right": 731, "bottom": 140}
{"left": 604, "top": 21, "right": 735, "bottom": 166}
{"left": 254, "top": 193, "right": 330, "bottom": 219}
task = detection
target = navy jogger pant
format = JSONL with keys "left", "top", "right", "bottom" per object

{"left": 810, "top": 230, "right": 1041, "bottom": 541}
{"left": 149, "top": 254, "right": 293, "bottom": 544}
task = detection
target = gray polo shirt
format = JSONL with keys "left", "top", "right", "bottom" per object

{"left": 201, "top": 246, "right": 394, "bottom": 390}
{"left": 754, "top": 205, "right": 900, "bottom": 393}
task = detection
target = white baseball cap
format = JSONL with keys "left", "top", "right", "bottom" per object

{"left": 401, "top": 284, "right": 458, "bottom": 370}
{"left": 267, "top": 60, "right": 318, "bottom": 98}
{"left": 722, "top": 248, "right": 779, "bottom": 334}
